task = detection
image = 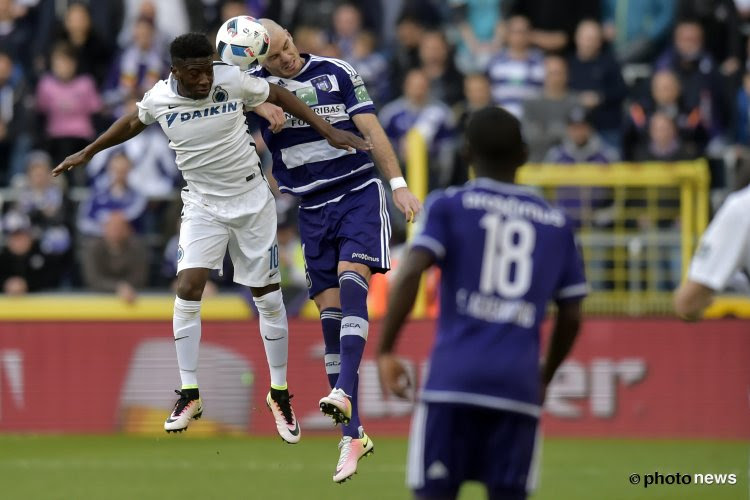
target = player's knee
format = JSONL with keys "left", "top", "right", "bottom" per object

{"left": 175, "top": 273, "right": 207, "bottom": 301}
{"left": 253, "top": 288, "right": 284, "bottom": 317}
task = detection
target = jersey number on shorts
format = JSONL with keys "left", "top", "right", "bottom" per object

{"left": 268, "top": 244, "right": 279, "bottom": 270}
{"left": 478, "top": 215, "right": 535, "bottom": 298}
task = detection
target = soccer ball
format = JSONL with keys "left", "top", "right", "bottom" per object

{"left": 216, "top": 16, "right": 270, "bottom": 70}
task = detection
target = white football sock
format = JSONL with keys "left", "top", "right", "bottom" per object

{"left": 253, "top": 289, "right": 289, "bottom": 388}
{"left": 173, "top": 297, "right": 202, "bottom": 388}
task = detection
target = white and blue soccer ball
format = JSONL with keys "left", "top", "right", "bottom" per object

{"left": 216, "top": 16, "right": 270, "bottom": 70}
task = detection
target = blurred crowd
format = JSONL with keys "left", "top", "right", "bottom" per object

{"left": 2, "top": 0, "right": 750, "bottom": 306}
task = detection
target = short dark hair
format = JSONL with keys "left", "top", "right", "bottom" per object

{"left": 170, "top": 33, "right": 214, "bottom": 63}
{"left": 466, "top": 106, "right": 527, "bottom": 168}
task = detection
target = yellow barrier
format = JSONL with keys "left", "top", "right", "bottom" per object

{"left": 0, "top": 294, "right": 252, "bottom": 321}
{"left": 405, "top": 128, "right": 430, "bottom": 318}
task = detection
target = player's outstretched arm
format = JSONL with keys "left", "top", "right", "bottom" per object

{"left": 265, "top": 83, "right": 371, "bottom": 152}
{"left": 541, "top": 300, "right": 583, "bottom": 402}
{"left": 352, "top": 113, "right": 422, "bottom": 223}
{"left": 52, "top": 110, "right": 147, "bottom": 177}
{"left": 377, "top": 248, "right": 435, "bottom": 399}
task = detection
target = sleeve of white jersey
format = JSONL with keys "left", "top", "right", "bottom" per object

{"left": 688, "top": 193, "right": 750, "bottom": 291}
{"left": 136, "top": 88, "right": 157, "bottom": 125}
{"left": 239, "top": 71, "right": 270, "bottom": 108}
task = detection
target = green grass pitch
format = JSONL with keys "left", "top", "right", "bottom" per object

{"left": 0, "top": 435, "right": 746, "bottom": 499}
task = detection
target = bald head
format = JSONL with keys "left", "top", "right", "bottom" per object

{"left": 260, "top": 18, "right": 284, "bottom": 38}
{"left": 259, "top": 18, "right": 304, "bottom": 77}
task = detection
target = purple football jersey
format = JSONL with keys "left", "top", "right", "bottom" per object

{"left": 411, "top": 178, "right": 587, "bottom": 417}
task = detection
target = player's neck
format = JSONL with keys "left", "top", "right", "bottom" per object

{"left": 474, "top": 165, "right": 516, "bottom": 185}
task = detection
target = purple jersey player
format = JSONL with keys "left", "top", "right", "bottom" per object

{"left": 251, "top": 19, "right": 422, "bottom": 483}
{"left": 378, "top": 107, "right": 586, "bottom": 500}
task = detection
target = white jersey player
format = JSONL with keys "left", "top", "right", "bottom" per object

{"left": 53, "top": 33, "right": 370, "bottom": 441}
{"left": 674, "top": 184, "right": 750, "bottom": 320}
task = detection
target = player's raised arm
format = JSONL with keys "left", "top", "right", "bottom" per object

{"left": 377, "top": 248, "right": 435, "bottom": 399}
{"left": 352, "top": 113, "right": 422, "bottom": 223}
{"left": 265, "top": 82, "right": 371, "bottom": 152}
{"left": 52, "top": 110, "right": 147, "bottom": 176}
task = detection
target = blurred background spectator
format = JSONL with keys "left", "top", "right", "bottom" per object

{"left": 486, "top": 15, "right": 545, "bottom": 118}
{"left": 567, "top": 19, "right": 627, "bottom": 150}
{"left": 448, "top": 0, "right": 502, "bottom": 74}
{"left": 77, "top": 152, "right": 147, "bottom": 237}
{"left": 53, "top": 2, "right": 113, "bottom": 87}
{"left": 81, "top": 210, "right": 149, "bottom": 303}
{"left": 523, "top": 55, "right": 578, "bottom": 161}
{"left": 418, "top": 30, "right": 464, "bottom": 105}
{"left": 35, "top": 41, "right": 102, "bottom": 182}
{"left": 0, "top": 209, "right": 63, "bottom": 294}
{"left": 601, "top": 0, "right": 675, "bottom": 64}
{"left": 380, "top": 68, "right": 456, "bottom": 190}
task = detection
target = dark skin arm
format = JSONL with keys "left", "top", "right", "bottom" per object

{"left": 52, "top": 111, "right": 146, "bottom": 176}
{"left": 540, "top": 300, "right": 583, "bottom": 403}
{"left": 377, "top": 248, "right": 434, "bottom": 399}
{"left": 266, "top": 83, "right": 371, "bottom": 151}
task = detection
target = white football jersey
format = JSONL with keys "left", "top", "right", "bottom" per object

{"left": 137, "top": 62, "right": 269, "bottom": 198}
{"left": 688, "top": 184, "right": 750, "bottom": 290}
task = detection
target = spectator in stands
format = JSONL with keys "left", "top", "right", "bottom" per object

{"left": 0, "top": 0, "right": 32, "bottom": 74}
{"left": 291, "top": 25, "right": 336, "bottom": 55}
{"left": 624, "top": 69, "right": 709, "bottom": 160}
{"left": 379, "top": 68, "right": 457, "bottom": 190}
{"left": 523, "top": 55, "right": 579, "bottom": 161}
{"left": 486, "top": 15, "right": 545, "bottom": 118}
{"left": 677, "top": 0, "right": 741, "bottom": 77}
{"left": 35, "top": 42, "right": 102, "bottom": 183}
{"left": 81, "top": 211, "right": 149, "bottom": 303}
{"left": 601, "top": 0, "right": 675, "bottom": 63}
{"left": 567, "top": 19, "right": 627, "bottom": 150}
{"left": 329, "top": 2, "right": 363, "bottom": 60}
{"left": 77, "top": 152, "right": 147, "bottom": 237}
{"left": 389, "top": 13, "right": 424, "bottom": 99}
{"left": 0, "top": 49, "right": 29, "bottom": 185}
{"left": 103, "top": 16, "right": 165, "bottom": 117}
{"left": 418, "top": 29, "right": 464, "bottom": 105}
{"left": 655, "top": 19, "right": 729, "bottom": 135}
{"left": 545, "top": 106, "right": 620, "bottom": 163}
{"left": 220, "top": 0, "right": 252, "bottom": 22}
{"left": 451, "top": 73, "right": 492, "bottom": 184}
{"left": 349, "top": 30, "right": 388, "bottom": 105}
{"left": 0, "top": 210, "right": 63, "bottom": 294}
{"left": 118, "top": 0, "right": 189, "bottom": 50}
{"left": 507, "top": 0, "right": 600, "bottom": 52}
{"left": 15, "top": 150, "right": 72, "bottom": 257}
{"left": 633, "top": 112, "right": 695, "bottom": 161}
{"left": 449, "top": 0, "right": 503, "bottom": 73}
{"left": 54, "top": 2, "right": 113, "bottom": 86}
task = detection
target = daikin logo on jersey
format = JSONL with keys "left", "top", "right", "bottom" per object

{"left": 165, "top": 102, "right": 239, "bottom": 128}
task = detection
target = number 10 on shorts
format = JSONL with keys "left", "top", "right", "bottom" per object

{"left": 268, "top": 244, "right": 279, "bottom": 269}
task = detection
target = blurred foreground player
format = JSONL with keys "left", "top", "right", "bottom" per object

{"left": 674, "top": 183, "right": 750, "bottom": 320}
{"left": 377, "top": 107, "right": 587, "bottom": 500}
{"left": 52, "top": 33, "right": 368, "bottom": 441}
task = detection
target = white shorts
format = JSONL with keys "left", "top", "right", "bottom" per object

{"left": 177, "top": 181, "right": 280, "bottom": 288}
